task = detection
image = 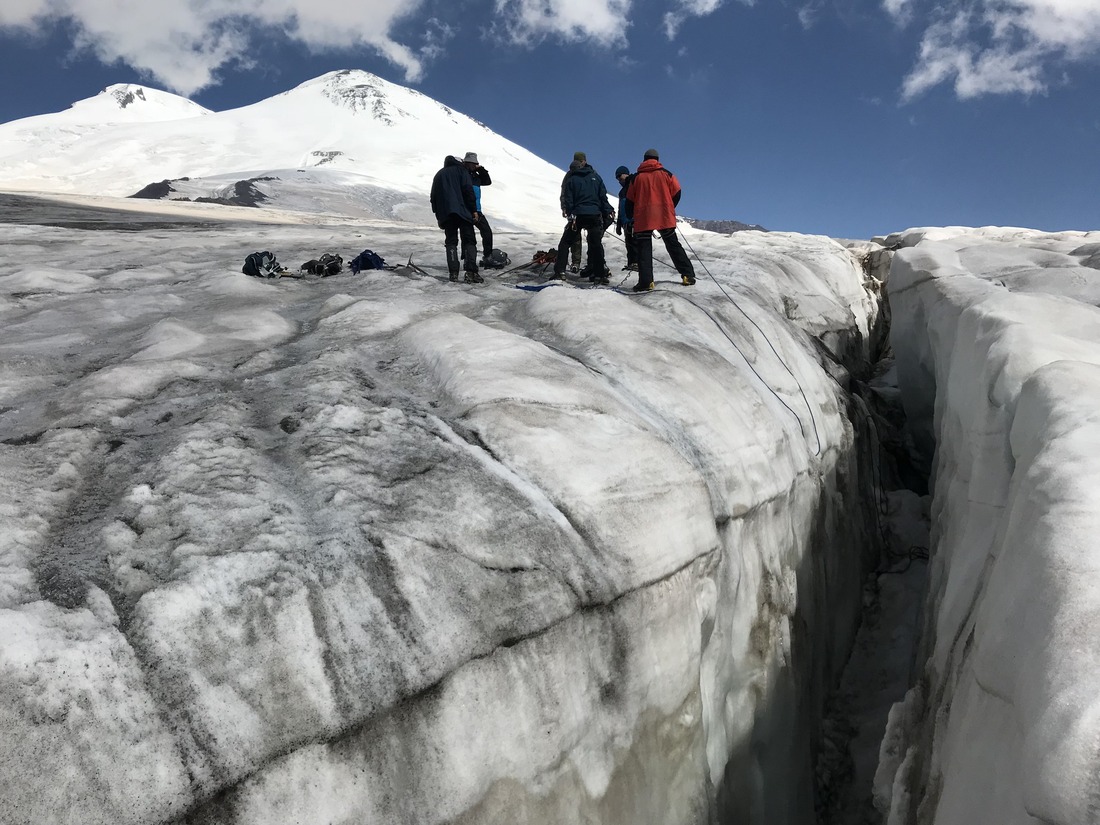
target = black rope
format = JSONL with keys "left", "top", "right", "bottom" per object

{"left": 673, "top": 229, "right": 824, "bottom": 457}
{"left": 609, "top": 230, "right": 927, "bottom": 570}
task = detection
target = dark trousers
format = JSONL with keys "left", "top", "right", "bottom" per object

{"left": 622, "top": 223, "right": 637, "bottom": 266}
{"left": 635, "top": 227, "right": 694, "bottom": 286}
{"left": 440, "top": 216, "right": 478, "bottom": 273}
{"left": 555, "top": 214, "right": 606, "bottom": 275}
{"left": 475, "top": 213, "right": 493, "bottom": 259}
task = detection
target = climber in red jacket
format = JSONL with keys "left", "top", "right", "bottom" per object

{"left": 626, "top": 148, "right": 696, "bottom": 292}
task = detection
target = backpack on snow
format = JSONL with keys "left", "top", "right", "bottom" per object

{"left": 482, "top": 249, "right": 510, "bottom": 269}
{"left": 242, "top": 251, "right": 286, "bottom": 278}
{"left": 301, "top": 253, "right": 343, "bottom": 277}
{"left": 349, "top": 249, "right": 387, "bottom": 273}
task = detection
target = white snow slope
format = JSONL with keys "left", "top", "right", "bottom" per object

{"left": 0, "top": 71, "right": 568, "bottom": 233}
{"left": 0, "top": 193, "right": 882, "bottom": 825}
{"left": 877, "top": 226, "right": 1100, "bottom": 825}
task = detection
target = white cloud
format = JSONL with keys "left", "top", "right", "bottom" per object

{"left": 419, "top": 18, "right": 455, "bottom": 63}
{"left": 492, "top": 0, "right": 631, "bottom": 47}
{"left": 0, "top": 0, "right": 49, "bottom": 28}
{"left": 882, "top": 0, "right": 914, "bottom": 26}
{"left": 0, "top": 0, "right": 434, "bottom": 95}
{"left": 798, "top": 3, "right": 820, "bottom": 30}
{"left": 900, "top": 0, "right": 1100, "bottom": 100}
{"left": 663, "top": 0, "right": 738, "bottom": 39}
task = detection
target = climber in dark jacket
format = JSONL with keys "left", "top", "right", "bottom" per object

{"left": 430, "top": 155, "right": 482, "bottom": 283}
{"left": 614, "top": 165, "right": 637, "bottom": 271}
{"left": 553, "top": 159, "right": 614, "bottom": 282}
{"left": 463, "top": 152, "right": 494, "bottom": 266}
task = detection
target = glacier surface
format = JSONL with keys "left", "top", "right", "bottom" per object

{"left": 0, "top": 194, "right": 883, "bottom": 824}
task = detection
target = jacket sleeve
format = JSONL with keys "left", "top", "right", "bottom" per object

{"left": 597, "top": 177, "right": 612, "bottom": 215}
{"left": 476, "top": 168, "right": 492, "bottom": 186}
{"left": 463, "top": 175, "right": 477, "bottom": 213}
{"left": 668, "top": 172, "right": 682, "bottom": 208}
{"left": 561, "top": 179, "right": 575, "bottom": 215}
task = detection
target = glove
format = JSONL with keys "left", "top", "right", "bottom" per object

{"left": 615, "top": 224, "right": 622, "bottom": 235}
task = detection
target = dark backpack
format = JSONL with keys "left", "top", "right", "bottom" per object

{"left": 531, "top": 249, "right": 557, "bottom": 265}
{"left": 483, "top": 249, "right": 510, "bottom": 269}
{"left": 242, "top": 251, "right": 285, "bottom": 278}
{"left": 301, "top": 253, "right": 343, "bottom": 276}
{"left": 349, "top": 249, "right": 386, "bottom": 273}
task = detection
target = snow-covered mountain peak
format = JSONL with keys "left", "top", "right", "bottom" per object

{"left": 317, "top": 70, "right": 410, "bottom": 124}
{"left": 0, "top": 70, "right": 564, "bottom": 231}
{"left": 286, "top": 69, "right": 462, "bottom": 129}
{"left": 67, "top": 84, "right": 212, "bottom": 122}
{"left": 107, "top": 84, "right": 148, "bottom": 108}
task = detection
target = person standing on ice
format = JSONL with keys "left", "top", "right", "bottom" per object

{"left": 626, "top": 148, "right": 695, "bottom": 292}
{"left": 430, "top": 156, "right": 482, "bottom": 283}
{"left": 462, "top": 152, "right": 494, "bottom": 267}
{"left": 613, "top": 165, "right": 638, "bottom": 273}
{"left": 552, "top": 155, "right": 614, "bottom": 283}
{"left": 560, "top": 153, "right": 587, "bottom": 273}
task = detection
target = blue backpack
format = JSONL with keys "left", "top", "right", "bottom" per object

{"left": 350, "top": 249, "right": 386, "bottom": 273}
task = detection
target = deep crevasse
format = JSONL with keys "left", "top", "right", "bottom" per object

{"left": 877, "top": 227, "right": 1100, "bottom": 825}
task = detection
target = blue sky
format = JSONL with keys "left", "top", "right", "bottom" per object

{"left": 1, "top": 0, "right": 1097, "bottom": 239}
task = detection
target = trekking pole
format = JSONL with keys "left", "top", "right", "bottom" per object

{"left": 495, "top": 252, "right": 557, "bottom": 278}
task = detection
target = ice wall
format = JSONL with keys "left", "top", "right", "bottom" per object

{"left": 878, "top": 228, "right": 1100, "bottom": 824}
{"left": 0, "top": 215, "right": 882, "bottom": 825}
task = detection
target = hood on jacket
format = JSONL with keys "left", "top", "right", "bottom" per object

{"left": 636, "top": 158, "right": 664, "bottom": 174}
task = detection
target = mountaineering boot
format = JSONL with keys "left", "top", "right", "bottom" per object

{"left": 463, "top": 242, "right": 480, "bottom": 276}
{"left": 446, "top": 247, "right": 461, "bottom": 282}
{"left": 631, "top": 281, "right": 654, "bottom": 292}
{"left": 464, "top": 269, "right": 484, "bottom": 284}
{"left": 570, "top": 264, "right": 580, "bottom": 274}
{"left": 681, "top": 274, "right": 696, "bottom": 286}
{"left": 589, "top": 266, "right": 611, "bottom": 285}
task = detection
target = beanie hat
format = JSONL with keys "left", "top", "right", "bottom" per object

{"left": 573, "top": 151, "right": 587, "bottom": 163}
{"left": 643, "top": 148, "right": 659, "bottom": 160}
{"left": 569, "top": 160, "right": 582, "bottom": 171}
{"left": 615, "top": 165, "right": 630, "bottom": 177}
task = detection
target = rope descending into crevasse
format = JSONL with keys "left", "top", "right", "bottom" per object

{"left": 652, "top": 228, "right": 825, "bottom": 457}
